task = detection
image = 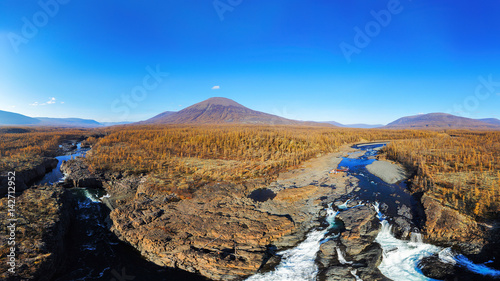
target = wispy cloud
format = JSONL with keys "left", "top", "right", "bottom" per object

{"left": 30, "top": 97, "right": 60, "bottom": 106}
{"left": 211, "top": 85, "right": 220, "bottom": 90}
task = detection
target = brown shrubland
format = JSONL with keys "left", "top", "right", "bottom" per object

{"left": 1, "top": 125, "right": 497, "bottom": 221}
{"left": 0, "top": 127, "right": 92, "bottom": 172}
{"left": 383, "top": 130, "right": 500, "bottom": 220}
{"left": 85, "top": 125, "right": 434, "bottom": 198}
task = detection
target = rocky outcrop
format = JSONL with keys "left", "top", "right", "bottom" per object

{"left": 0, "top": 158, "right": 58, "bottom": 196}
{"left": 109, "top": 180, "right": 337, "bottom": 280}
{"left": 421, "top": 194, "right": 486, "bottom": 254}
{"left": 60, "top": 158, "right": 103, "bottom": 188}
{"left": 337, "top": 206, "right": 380, "bottom": 256}
{"left": 418, "top": 255, "right": 456, "bottom": 280}
{"left": 0, "top": 185, "right": 72, "bottom": 281}
{"left": 105, "top": 150, "right": 364, "bottom": 281}
{"left": 317, "top": 205, "right": 388, "bottom": 281}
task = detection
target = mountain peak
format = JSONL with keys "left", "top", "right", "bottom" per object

{"left": 194, "top": 97, "right": 244, "bottom": 108}
{"left": 142, "top": 97, "right": 327, "bottom": 125}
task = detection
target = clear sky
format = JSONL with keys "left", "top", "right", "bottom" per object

{"left": 1, "top": 0, "right": 499, "bottom": 124}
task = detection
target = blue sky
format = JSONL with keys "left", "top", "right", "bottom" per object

{"left": 1, "top": 0, "right": 499, "bottom": 124}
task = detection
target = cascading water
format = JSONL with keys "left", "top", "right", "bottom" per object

{"left": 246, "top": 205, "right": 339, "bottom": 281}
{"left": 373, "top": 202, "right": 440, "bottom": 281}
{"left": 374, "top": 201, "right": 500, "bottom": 280}
{"left": 336, "top": 247, "right": 353, "bottom": 265}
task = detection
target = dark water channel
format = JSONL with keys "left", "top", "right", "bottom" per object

{"left": 337, "top": 143, "right": 424, "bottom": 232}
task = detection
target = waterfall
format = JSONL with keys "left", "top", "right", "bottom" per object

{"left": 374, "top": 204, "right": 440, "bottom": 281}
{"left": 374, "top": 203, "right": 500, "bottom": 280}
{"left": 410, "top": 232, "right": 423, "bottom": 244}
{"left": 438, "top": 248, "right": 456, "bottom": 265}
{"left": 350, "top": 269, "right": 363, "bottom": 281}
{"left": 246, "top": 205, "right": 339, "bottom": 281}
{"left": 337, "top": 199, "right": 351, "bottom": 210}
{"left": 336, "top": 247, "right": 353, "bottom": 265}
{"left": 83, "top": 189, "right": 102, "bottom": 203}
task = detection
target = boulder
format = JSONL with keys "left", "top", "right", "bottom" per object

{"left": 337, "top": 205, "right": 380, "bottom": 256}
{"left": 418, "top": 255, "right": 456, "bottom": 280}
{"left": 60, "top": 158, "right": 103, "bottom": 188}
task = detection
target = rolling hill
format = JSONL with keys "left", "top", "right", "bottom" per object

{"left": 142, "top": 97, "right": 327, "bottom": 126}
{"left": 479, "top": 118, "right": 500, "bottom": 126}
{"left": 37, "top": 117, "right": 102, "bottom": 127}
{"left": 322, "top": 121, "right": 383, "bottom": 128}
{"left": 384, "top": 113, "right": 500, "bottom": 129}
{"left": 0, "top": 110, "right": 41, "bottom": 125}
{"left": 0, "top": 110, "right": 102, "bottom": 127}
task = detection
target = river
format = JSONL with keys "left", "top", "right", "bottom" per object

{"left": 245, "top": 143, "right": 500, "bottom": 281}
{"left": 35, "top": 142, "right": 500, "bottom": 280}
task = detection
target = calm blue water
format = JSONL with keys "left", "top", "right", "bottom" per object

{"left": 337, "top": 143, "right": 424, "bottom": 228}
{"left": 35, "top": 143, "right": 89, "bottom": 185}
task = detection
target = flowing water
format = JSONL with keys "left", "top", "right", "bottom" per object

{"left": 246, "top": 143, "right": 500, "bottom": 281}
{"left": 35, "top": 143, "right": 89, "bottom": 185}
{"left": 374, "top": 202, "right": 441, "bottom": 281}
{"left": 35, "top": 142, "right": 500, "bottom": 280}
{"left": 246, "top": 205, "right": 339, "bottom": 281}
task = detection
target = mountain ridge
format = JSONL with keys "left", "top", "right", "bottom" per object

{"left": 0, "top": 110, "right": 102, "bottom": 127}
{"left": 384, "top": 113, "right": 500, "bottom": 129}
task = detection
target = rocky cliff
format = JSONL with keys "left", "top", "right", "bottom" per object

{"left": 103, "top": 149, "right": 367, "bottom": 280}
{"left": 421, "top": 194, "right": 486, "bottom": 254}
{"left": 0, "top": 158, "right": 58, "bottom": 196}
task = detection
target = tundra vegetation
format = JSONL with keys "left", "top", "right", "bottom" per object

{"left": 382, "top": 130, "right": 500, "bottom": 221}
{"left": 0, "top": 125, "right": 498, "bottom": 221}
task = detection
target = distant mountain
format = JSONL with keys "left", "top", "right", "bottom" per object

{"left": 142, "top": 97, "right": 328, "bottom": 126}
{"left": 0, "top": 110, "right": 103, "bottom": 127}
{"left": 384, "top": 113, "right": 500, "bottom": 129}
{"left": 36, "top": 117, "right": 102, "bottom": 127}
{"left": 322, "top": 121, "right": 345, "bottom": 127}
{"left": 344, "top": 124, "right": 383, "bottom": 129}
{"left": 143, "top": 111, "right": 176, "bottom": 123}
{"left": 100, "top": 121, "right": 133, "bottom": 127}
{"left": 322, "top": 121, "right": 382, "bottom": 128}
{"left": 0, "top": 110, "right": 40, "bottom": 125}
{"left": 478, "top": 118, "right": 500, "bottom": 126}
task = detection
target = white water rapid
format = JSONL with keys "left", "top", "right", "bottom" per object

{"left": 246, "top": 205, "right": 339, "bottom": 281}
{"left": 373, "top": 202, "right": 500, "bottom": 280}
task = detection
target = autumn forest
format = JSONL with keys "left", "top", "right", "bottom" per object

{"left": 1, "top": 125, "right": 498, "bottom": 221}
